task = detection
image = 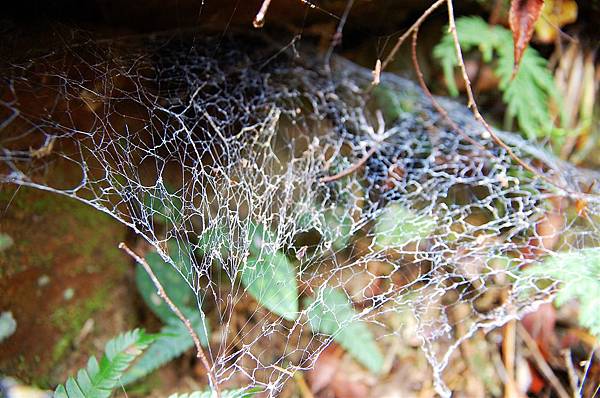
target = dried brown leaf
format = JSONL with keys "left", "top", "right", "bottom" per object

{"left": 509, "top": 0, "right": 545, "bottom": 76}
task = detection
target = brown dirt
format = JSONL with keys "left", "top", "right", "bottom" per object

{"left": 0, "top": 185, "right": 137, "bottom": 387}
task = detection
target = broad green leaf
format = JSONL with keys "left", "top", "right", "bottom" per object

{"left": 242, "top": 250, "right": 299, "bottom": 321}
{"left": 0, "top": 311, "right": 16, "bottom": 343}
{"left": 54, "top": 329, "right": 156, "bottom": 398}
{"left": 136, "top": 241, "right": 196, "bottom": 323}
{"left": 121, "top": 312, "right": 209, "bottom": 385}
{"left": 167, "top": 387, "right": 262, "bottom": 398}
{"left": 524, "top": 248, "right": 600, "bottom": 338}
{"left": 374, "top": 204, "right": 435, "bottom": 249}
{"left": 305, "top": 288, "right": 384, "bottom": 374}
{"left": 0, "top": 233, "right": 13, "bottom": 252}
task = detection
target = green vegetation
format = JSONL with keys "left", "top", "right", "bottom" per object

{"left": 433, "top": 16, "right": 560, "bottom": 141}
{"left": 525, "top": 248, "right": 600, "bottom": 338}
{"left": 305, "top": 287, "right": 384, "bottom": 374}
{"left": 54, "top": 329, "right": 157, "bottom": 398}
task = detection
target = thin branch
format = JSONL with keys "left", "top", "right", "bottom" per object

{"left": 518, "top": 323, "right": 570, "bottom": 398}
{"left": 561, "top": 349, "right": 580, "bottom": 397}
{"left": 253, "top": 0, "right": 273, "bottom": 28}
{"left": 377, "top": 0, "right": 446, "bottom": 76}
{"left": 320, "top": 146, "right": 377, "bottom": 183}
{"left": 410, "top": 25, "right": 489, "bottom": 152}
{"left": 118, "top": 242, "right": 221, "bottom": 398}
{"left": 444, "top": 0, "right": 568, "bottom": 192}
{"left": 324, "top": 0, "right": 355, "bottom": 68}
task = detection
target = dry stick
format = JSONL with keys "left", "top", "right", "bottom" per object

{"left": 118, "top": 242, "right": 221, "bottom": 398}
{"left": 378, "top": 0, "right": 446, "bottom": 74}
{"left": 324, "top": 0, "right": 355, "bottom": 68}
{"left": 253, "top": 0, "right": 273, "bottom": 28}
{"left": 444, "top": 0, "right": 567, "bottom": 192}
{"left": 502, "top": 320, "right": 519, "bottom": 398}
{"left": 518, "top": 323, "right": 571, "bottom": 398}
{"left": 561, "top": 349, "right": 580, "bottom": 397}
{"left": 410, "top": 25, "right": 489, "bottom": 153}
{"left": 320, "top": 146, "right": 377, "bottom": 183}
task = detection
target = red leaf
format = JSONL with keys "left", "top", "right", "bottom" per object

{"left": 509, "top": 0, "right": 545, "bottom": 76}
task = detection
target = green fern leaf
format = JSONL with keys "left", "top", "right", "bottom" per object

{"left": 54, "top": 329, "right": 156, "bottom": 398}
{"left": 121, "top": 312, "right": 209, "bottom": 385}
{"left": 524, "top": 248, "right": 600, "bottom": 338}
{"left": 432, "top": 16, "right": 559, "bottom": 139}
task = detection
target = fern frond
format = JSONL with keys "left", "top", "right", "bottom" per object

{"left": 433, "top": 16, "right": 559, "bottom": 139}
{"left": 121, "top": 312, "right": 209, "bottom": 385}
{"left": 525, "top": 248, "right": 600, "bottom": 338}
{"left": 54, "top": 329, "right": 156, "bottom": 398}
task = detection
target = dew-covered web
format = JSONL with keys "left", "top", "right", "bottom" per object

{"left": 1, "top": 32, "right": 599, "bottom": 396}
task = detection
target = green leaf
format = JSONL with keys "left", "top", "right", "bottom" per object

{"left": 0, "top": 233, "right": 13, "bottom": 252}
{"left": 241, "top": 250, "right": 299, "bottom": 321}
{"left": 524, "top": 248, "right": 600, "bottom": 338}
{"left": 54, "top": 329, "right": 156, "bottom": 398}
{"left": 305, "top": 288, "right": 384, "bottom": 374}
{"left": 136, "top": 241, "right": 196, "bottom": 323}
{"left": 0, "top": 311, "right": 17, "bottom": 343}
{"left": 374, "top": 204, "right": 435, "bottom": 249}
{"left": 121, "top": 312, "right": 209, "bottom": 385}
{"left": 167, "top": 387, "right": 262, "bottom": 398}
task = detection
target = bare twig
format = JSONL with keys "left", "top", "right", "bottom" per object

{"left": 320, "top": 146, "right": 377, "bottom": 183}
{"left": 579, "top": 350, "right": 595, "bottom": 397}
{"left": 324, "top": 0, "right": 355, "bottom": 68}
{"left": 293, "top": 372, "right": 315, "bottom": 398}
{"left": 561, "top": 349, "right": 580, "bottom": 397}
{"left": 502, "top": 320, "right": 519, "bottom": 398}
{"left": 518, "top": 323, "right": 570, "bottom": 398}
{"left": 253, "top": 0, "right": 273, "bottom": 28}
{"left": 410, "top": 25, "right": 488, "bottom": 152}
{"left": 444, "top": 0, "right": 567, "bottom": 192}
{"left": 119, "top": 242, "right": 221, "bottom": 398}
{"left": 377, "top": 0, "right": 446, "bottom": 77}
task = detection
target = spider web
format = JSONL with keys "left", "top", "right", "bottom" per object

{"left": 1, "top": 32, "right": 599, "bottom": 396}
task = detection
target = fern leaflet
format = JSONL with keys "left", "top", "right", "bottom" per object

{"left": 54, "top": 329, "right": 156, "bottom": 398}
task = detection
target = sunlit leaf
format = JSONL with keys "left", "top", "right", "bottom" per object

{"left": 534, "top": 0, "right": 577, "bottom": 43}
{"left": 0, "top": 312, "right": 17, "bottom": 343}
{"left": 305, "top": 288, "right": 384, "bottom": 374}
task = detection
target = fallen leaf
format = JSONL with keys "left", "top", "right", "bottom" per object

{"left": 509, "top": 0, "right": 545, "bottom": 75}
{"left": 521, "top": 303, "right": 557, "bottom": 360}
{"left": 307, "top": 345, "right": 343, "bottom": 393}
